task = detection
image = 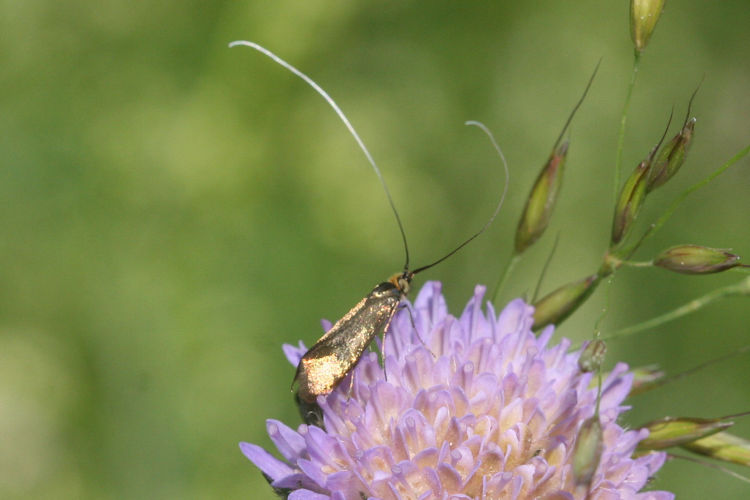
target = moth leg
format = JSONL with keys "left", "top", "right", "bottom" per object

{"left": 344, "top": 371, "right": 356, "bottom": 399}
{"left": 381, "top": 325, "right": 390, "bottom": 382}
{"left": 401, "top": 302, "right": 436, "bottom": 359}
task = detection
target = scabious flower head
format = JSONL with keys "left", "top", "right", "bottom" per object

{"left": 241, "top": 282, "right": 672, "bottom": 499}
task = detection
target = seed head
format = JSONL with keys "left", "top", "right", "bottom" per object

{"left": 572, "top": 416, "right": 604, "bottom": 489}
{"left": 654, "top": 244, "right": 742, "bottom": 275}
{"left": 630, "top": 0, "right": 666, "bottom": 53}
{"left": 533, "top": 274, "right": 600, "bottom": 330}
{"left": 578, "top": 339, "right": 607, "bottom": 373}
{"left": 647, "top": 117, "right": 697, "bottom": 192}
{"left": 683, "top": 431, "right": 750, "bottom": 466}
{"left": 637, "top": 416, "right": 734, "bottom": 451}
{"left": 515, "top": 142, "right": 569, "bottom": 254}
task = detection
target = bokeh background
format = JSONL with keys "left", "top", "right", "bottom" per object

{"left": 1, "top": 1, "right": 748, "bottom": 498}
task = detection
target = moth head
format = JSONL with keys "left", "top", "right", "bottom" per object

{"left": 389, "top": 271, "right": 413, "bottom": 295}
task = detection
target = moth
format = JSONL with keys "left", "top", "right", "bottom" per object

{"left": 231, "top": 41, "right": 508, "bottom": 405}
{"left": 293, "top": 271, "right": 412, "bottom": 403}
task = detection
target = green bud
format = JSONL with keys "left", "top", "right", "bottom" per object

{"left": 515, "top": 142, "right": 568, "bottom": 253}
{"left": 630, "top": 0, "right": 666, "bottom": 53}
{"left": 611, "top": 160, "right": 650, "bottom": 247}
{"left": 683, "top": 431, "right": 750, "bottom": 466}
{"left": 654, "top": 244, "right": 742, "bottom": 274}
{"left": 573, "top": 416, "right": 603, "bottom": 487}
{"left": 628, "top": 365, "right": 666, "bottom": 396}
{"left": 637, "top": 416, "right": 733, "bottom": 451}
{"left": 578, "top": 339, "right": 607, "bottom": 373}
{"left": 647, "top": 117, "right": 696, "bottom": 192}
{"left": 533, "top": 274, "right": 600, "bottom": 330}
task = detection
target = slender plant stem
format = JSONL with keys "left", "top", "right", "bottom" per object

{"left": 618, "top": 260, "right": 653, "bottom": 268}
{"left": 602, "top": 277, "right": 750, "bottom": 342}
{"left": 633, "top": 345, "right": 750, "bottom": 395}
{"left": 668, "top": 454, "right": 750, "bottom": 484}
{"left": 491, "top": 252, "right": 520, "bottom": 303}
{"left": 532, "top": 232, "right": 561, "bottom": 303}
{"left": 614, "top": 52, "right": 641, "bottom": 203}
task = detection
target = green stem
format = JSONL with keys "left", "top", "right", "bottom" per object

{"left": 602, "top": 276, "right": 750, "bottom": 342}
{"left": 618, "top": 260, "right": 653, "bottom": 268}
{"left": 491, "top": 252, "right": 521, "bottom": 303}
{"left": 532, "top": 232, "right": 561, "bottom": 303}
{"left": 633, "top": 345, "right": 750, "bottom": 395}
{"left": 614, "top": 52, "right": 641, "bottom": 203}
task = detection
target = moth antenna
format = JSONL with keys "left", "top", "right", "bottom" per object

{"left": 413, "top": 121, "right": 509, "bottom": 275}
{"left": 229, "top": 41, "right": 411, "bottom": 270}
{"left": 553, "top": 59, "right": 601, "bottom": 150}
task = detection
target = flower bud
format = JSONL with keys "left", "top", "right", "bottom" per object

{"left": 515, "top": 142, "right": 568, "bottom": 253}
{"left": 573, "top": 416, "right": 603, "bottom": 487}
{"left": 654, "top": 244, "right": 741, "bottom": 274}
{"left": 533, "top": 274, "right": 600, "bottom": 330}
{"left": 683, "top": 431, "right": 750, "bottom": 466}
{"left": 630, "top": 0, "right": 666, "bottom": 53}
{"left": 578, "top": 339, "right": 607, "bottom": 373}
{"left": 637, "top": 416, "right": 733, "bottom": 451}
{"left": 628, "top": 365, "right": 666, "bottom": 396}
{"left": 647, "top": 117, "right": 696, "bottom": 192}
{"left": 611, "top": 160, "right": 650, "bottom": 247}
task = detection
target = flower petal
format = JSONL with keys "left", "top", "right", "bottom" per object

{"left": 239, "top": 442, "right": 294, "bottom": 481}
{"left": 288, "top": 489, "right": 330, "bottom": 500}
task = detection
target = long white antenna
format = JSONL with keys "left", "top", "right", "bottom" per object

{"left": 229, "top": 41, "right": 411, "bottom": 269}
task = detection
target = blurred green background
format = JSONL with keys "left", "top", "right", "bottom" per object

{"left": 1, "top": 1, "right": 748, "bottom": 498}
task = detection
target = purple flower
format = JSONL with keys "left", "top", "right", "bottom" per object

{"left": 241, "top": 281, "right": 672, "bottom": 499}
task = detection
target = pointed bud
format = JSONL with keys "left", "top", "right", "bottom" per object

{"left": 533, "top": 274, "right": 600, "bottom": 330}
{"left": 647, "top": 117, "right": 697, "bottom": 192}
{"left": 628, "top": 365, "right": 666, "bottom": 396}
{"left": 637, "top": 416, "right": 733, "bottom": 451}
{"left": 683, "top": 431, "right": 750, "bottom": 466}
{"left": 579, "top": 339, "right": 607, "bottom": 373}
{"left": 611, "top": 160, "right": 650, "bottom": 247}
{"left": 630, "top": 0, "right": 666, "bottom": 53}
{"left": 515, "top": 142, "right": 569, "bottom": 253}
{"left": 573, "top": 416, "right": 604, "bottom": 488}
{"left": 654, "top": 244, "right": 742, "bottom": 274}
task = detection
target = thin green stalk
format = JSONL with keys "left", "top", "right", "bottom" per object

{"left": 532, "top": 232, "right": 561, "bottom": 303}
{"left": 668, "top": 454, "right": 750, "bottom": 485}
{"left": 614, "top": 52, "right": 641, "bottom": 203}
{"left": 632, "top": 345, "right": 750, "bottom": 395}
{"left": 491, "top": 252, "right": 521, "bottom": 303}
{"left": 602, "top": 276, "right": 750, "bottom": 342}
{"left": 594, "top": 368, "right": 603, "bottom": 417}
{"left": 618, "top": 260, "right": 653, "bottom": 268}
